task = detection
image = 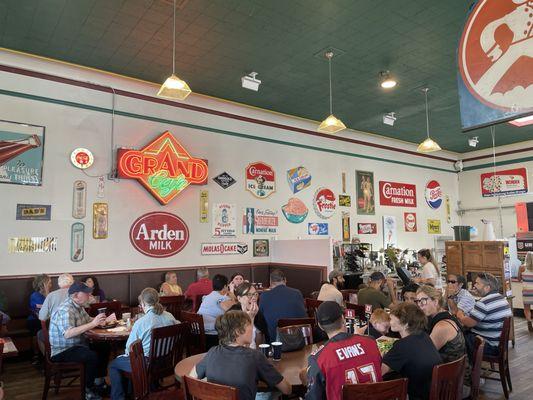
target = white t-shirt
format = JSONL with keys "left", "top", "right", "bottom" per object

{"left": 317, "top": 283, "right": 344, "bottom": 305}
{"left": 421, "top": 262, "right": 442, "bottom": 289}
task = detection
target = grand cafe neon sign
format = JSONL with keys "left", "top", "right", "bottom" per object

{"left": 117, "top": 131, "right": 208, "bottom": 205}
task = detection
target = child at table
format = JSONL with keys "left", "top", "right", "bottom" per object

{"left": 190, "top": 310, "right": 291, "bottom": 400}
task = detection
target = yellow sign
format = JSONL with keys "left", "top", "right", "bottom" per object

{"left": 427, "top": 219, "right": 441, "bottom": 234}
{"left": 200, "top": 190, "right": 209, "bottom": 223}
{"left": 445, "top": 195, "right": 451, "bottom": 224}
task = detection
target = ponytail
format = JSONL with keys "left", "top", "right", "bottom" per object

{"left": 139, "top": 287, "right": 164, "bottom": 315}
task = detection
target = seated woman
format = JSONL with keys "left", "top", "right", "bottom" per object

{"left": 416, "top": 285, "right": 466, "bottom": 364}
{"left": 159, "top": 271, "right": 183, "bottom": 296}
{"left": 109, "top": 288, "right": 177, "bottom": 400}
{"left": 228, "top": 282, "right": 268, "bottom": 347}
{"left": 228, "top": 272, "right": 245, "bottom": 294}
{"left": 190, "top": 310, "right": 291, "bottom": 400}
{"left": 28, "top": 274, "right": 51, "bottom": 362}
{"left": 82, "top": 276, "right": 106, "bottom": 303}
{"left": 382, "top": 302, "right": 442, "bottom": 400}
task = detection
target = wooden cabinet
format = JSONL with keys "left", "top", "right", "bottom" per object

{"left": 445, "top": 241, "right": 462, "bottom": 276}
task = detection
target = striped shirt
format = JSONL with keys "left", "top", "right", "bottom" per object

{"left": 470, "top": 292, "right": 512, "bottom": 348}
{"left": 450, "top": 289, "right": 476, "bottom": 315}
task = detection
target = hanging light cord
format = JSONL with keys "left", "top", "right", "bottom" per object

{"left": 491, "top": 125, "right": 504, "bottom": 237}
{"left": 172, "top": 0, "right": 176, "bottom": 75}
{"left": 425, "top": 88, "right": 430, "bottom": 138}
{"left": 328, "top": 53, "right": 333, "bottom": 115}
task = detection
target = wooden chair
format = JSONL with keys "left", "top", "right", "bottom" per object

{"left": 278, "top": 317, "right": 316, "bottom": 329}
{"left": 192, "top": 295, "right": 204, "bottom": 313}
{"left": 345, "top": 302, "right": 367, "bottom": 322}
{"left": 40, "top": 320, "right": 85, "bottom": 400}
{"left": 159, "top": 295, "right": 185, "bottom": 320}
{"left": 340, "top": 289, "right": 358, "bottom": 303}
{"left": 180, "top": 311, "right": 207, "bottom": 356}
{"left": 469, "top": 336, "right": 485, "bottom": 400}
{"left": 88, "top": 300, "right": 122, "bottom": 319}
{"left": 342, "top": 378, "right": 408, "bottom": 400}
{"left": 148, "top": 323, "right": 189, "bottom": 390}
{"left": 0, "top": 340, "right": 3, "bottom": 376}
{"left": 277, "top": 324, "right": 313, "bottom": 346}
{"left": 305, "top": 298, "right": 323, "bottom": 319}
{"left": 309, "top": 290, "right": 320, "bottom": 300}
{"left": 481, "top": 316, "right": 512, "bottom": 399}
{"left": 129, "top": 339, "right": 180, "bottom": 400}
{"left": 183, "top": 375, "right": 238, "bottom": 400}
{"left": 429, "top": 355, "right": 467, "bottom": 400}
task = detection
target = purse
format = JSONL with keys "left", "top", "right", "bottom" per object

{"left": 277, "top": 327, "right": 305, "bottom": 352}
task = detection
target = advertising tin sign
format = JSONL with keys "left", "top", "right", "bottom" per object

{"left": 425, "top": 180, "right": 442, "bottom": 209}
{"left": 245, "top": 162, "right": 275, "bottom": 198}
{"left": 129, "top": 212, "right": 189, "bottom": 258}
{"left": 357, "top": 223, "right": 377, "bottom": 235}
{"left": 404, "top": 212, "right": 417, "bottom": 232}
{"left": 480, "top": 168, "right": 528, "bottom": 197}
{"left": 308, "top": 222, "right": 329, "bottom": 235}
{"left": 243, "top": 208, "right": 278, "bottom": 234}
{"left": 201, "top": 242, "right": 248, "bottom": 255}
{"left": 379, "top": 181, "right": 417, "bottom": 207}
{"left": 282, "top": 198, "right": 308, "bottom": 224}
{"left": 213, "top": 172, "right": 236, "bottom": 189}
{"left": 314, "top": 187, "right": 336, "bottom": 219}
{"left": 287, "top": 166, "right": 311, "bottom": 194}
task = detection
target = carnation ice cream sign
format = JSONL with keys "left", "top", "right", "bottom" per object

{"left": 481, "top": 167, "right": 528, "bottom": 197}
{"left": 314, "top": 188, "right": 336, "bottom": 219}
{"left": 130, "top": 212, "right": 189, "bottom": 257}
{"left": 245, "top": 162, "right": 275, "bottom": 198}
{"left": 379, "top": 181, "right": 417, "bottom": 207}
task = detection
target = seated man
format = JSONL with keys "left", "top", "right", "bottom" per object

{"left": 109, "top": 288, "right": 177, "bottom": 400}
{"left": 184, "top": 267, "right": 213, "bottom": 311}
{"left": 198, "top": 274, "right": 236, "bottom": 344}
{"left": 303, "top": 301, "right": 383, "bottom": 400}
{"left": 455, "top": 272, "right": 512, "bottom": 358}
{"left": 400, "top": 283, "right": 420, "bottom": 303}
{"left": 191, "top": 310, "right": 291, "bottom": 400}
{"left": 39, "top": 273, "right": 74, "bottom": 321}
{"left": 48, "top": 281, "right": 110, "bottom": 400}
{"left": 317, "top": 270, "right": 345, "bottom": 305}
{"left": 357, "top": 272, "right": 397, "bottom": 311}
{"left": 446, "top": 274, "right": 475, "bottom": 316}
{"left": 259, "top": 269, "right": 307, "bottom": 342}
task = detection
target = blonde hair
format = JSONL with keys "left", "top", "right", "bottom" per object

{"left": 138, "top": 288, "right": 164, "bottom": 315}
{"left": 526, "top": 252, "right": 533, "bottom": 272}
{"left": 32, "top": 274, "right": 50, "bottom": 293}
{"left": 165, "top": 271, "right": 177, "bottom": 283}
{"left": 370, "top": 309, "right": 390, "bottom": 325}
{"left": 416, "top": 285, "right": 445, "bottom": 308}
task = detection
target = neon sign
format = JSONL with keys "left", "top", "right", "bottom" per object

{"left": 117, "top": 131, "right": 208, "bottom": 205}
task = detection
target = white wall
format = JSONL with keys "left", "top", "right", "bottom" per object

{"left": 0, "top": 50, "right": 461, "bottom": 276}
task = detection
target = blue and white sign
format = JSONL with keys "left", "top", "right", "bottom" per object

{"left": 308, "top": 222, "right": 328, "bottom": 235}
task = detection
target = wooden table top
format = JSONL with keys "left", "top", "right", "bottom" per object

{"left": 1, "top": 337, "right": 19, "bottom": 357}
{"left": 174, "top": 343, "right": 320, "bottom": 387}
{"left": 86, "top": 325, "right": 130, "bottom": 342}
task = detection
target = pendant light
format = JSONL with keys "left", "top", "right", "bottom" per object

{"left": 157, "top": 0, "right": 191, "bottom": 100}
{"left": 417, "top": 88, "right": 441, "bottom": 153}
{"left": 318, "top": 51, "right": 346, "bottom": 134}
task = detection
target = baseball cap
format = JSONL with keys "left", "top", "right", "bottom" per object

{"left": 328, "top": 270, "right": 344, "bottom": 281}
{"left": 370, "top": 271, "right": 386, "bottom": 281}
{"left": 316, "top": 301, "right": 344, "bottom": 326}
{"left": 68, "top": 281, "right": 93, "bottom": 295}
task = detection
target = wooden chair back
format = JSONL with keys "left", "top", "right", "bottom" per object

{"left": 277, "top": 324, "right": 313, "bottom": 345}
{"left": 429, "top": 355, "right": 467, "bottom": 400}
{"left": 0, "top": 340, "right": 4, "bottom": 374}
{"left": 180, "top": 311, "right": 207, "bottom": 355}
{"left": 159, "top": 295, "right": 185, "bottom": 320}
{"left": 498, "top": 317, "right": 511, "bottom": 360}
{"left": 192, "top": 294, "right": 205, "bottom": 312}
{"left": 345, "top": 302, "right": 367, "bottom": 321}
{"left": 40, "top": 320, "right": 53, "bottom": 362}
{"left": 305, "top": 298, "right": 323, "bottom": 319}
{"left": 183, "top": 375, "right": 238, "bottom": 400}
{"left": 342, "top": 378, "right": 408, "bottom": 400}
{"left": 129, "top": 339, "right": 150, "bottom": 400}
{"left": 88, "top": 300, "right": 122, "bottom": 319}
{"left": 278, "top": 317, "right": 316, "bottom": 329}
{"left": 340, "top": 289, "right": 358, "bottom": 303}
{"left": 470, "top": 336, "right": 485, "bottom": 400}
{"left": 148, "top": 323, "right": 189, "bottom": 387}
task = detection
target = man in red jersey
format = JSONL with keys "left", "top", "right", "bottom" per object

{"left": 303, "top": 301, "right": 382, "bottom": 400}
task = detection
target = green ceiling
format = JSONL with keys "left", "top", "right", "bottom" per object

{"left": 0, "top": 0, "right": 531, "bottom": 153}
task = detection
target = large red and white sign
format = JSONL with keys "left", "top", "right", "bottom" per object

{"left": 313, "top": 187, "right": 337, "bottom": 219}
{"left": 481, "top": 167, "right": 528, "bottom": 197}
{"left": 129, "top": 212, "right": 189, "bottom": 258}
{"left": 245, "top": 162, "right": 276, "bottom": 199}
{"left": 404, "top": 212, "right": 417, "bottom": 232}
{"left": 117, "top": 131, "right": 208, "bottom": 205}
{"left": 379, "top": 181, "right": 417, "bottom": 207}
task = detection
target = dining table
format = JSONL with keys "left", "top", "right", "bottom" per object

{"left": 85, "top": 325, "right": 131, "bottom": 342}
{"left": 174, "top": 343, "right": 321, "bottom": 388}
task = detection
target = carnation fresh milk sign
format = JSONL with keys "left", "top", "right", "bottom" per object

{"left": 379, "top": 181, "right": 417, "bottom": 207}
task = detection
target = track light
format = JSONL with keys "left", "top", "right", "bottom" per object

{"left": 468, "top": 136, "right": 479, "bottom": 147}
{"left": 383, "top": 112, "right": 396, "bottom": 126}
{"left": 241, "top": 72, "right": 261, "bottom": 91}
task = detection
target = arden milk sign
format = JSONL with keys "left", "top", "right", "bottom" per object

{"left": 379, "top": 181, "right": 417, "bottom": 207}
{"left": 129, "top": 212, "right": 189, "bottom": 258}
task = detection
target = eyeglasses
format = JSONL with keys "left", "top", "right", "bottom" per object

{"left": 244, "top": 292, "right": 259, "bottom": 298}
{"left": 414, "top": 297, "right": 430, "bottom": 306}
{"left": 447, "top": 280, "right": 457, "bottom": 284}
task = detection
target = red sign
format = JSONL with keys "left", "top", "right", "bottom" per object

{"left": 480, "top": 167, "right": 528, "bottom": 197}
{"left": 245, "top": 162, "right": 276, "bottom": 198}
{"left": 129, "top": 212, "right": 189, "bottom": 258}
{"left": 404, "top": 212, "right": 417, "bottom": 232}
{"left": 379, "top": 181, "right": 417, "bottom": 207}
{"left": 117, "top": 131, "right": 208, "bottom": 205}
{"left": 313, "top": 187, "right": 336, "bottom": 219}
{"left": 357, "top": 223, "right": 377, "bottom": 235}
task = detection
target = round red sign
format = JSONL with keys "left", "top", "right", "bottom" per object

{"left": 129, "top": 212, "right": 189, "bottom": 258}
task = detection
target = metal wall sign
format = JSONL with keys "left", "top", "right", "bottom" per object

{"left": 93, "top": 203, "right": 108, "bottom": 239}
{"left": 96, "top": 176, "right": 105, "bottom": 198}
{"left": 200, "top": 190, "right": 209, "bottom": 223}
{"left": 342, "top": 212, "right": 350, "bottom": 241}
{"left": 71, "top": 223, "right": 85, "bottom": 262}
{"left": 242, "top": 208, "right": 278, "bottom": 234}
{"left": 201, "top": 242, "right": 248, "bottom": 255}
{"left": 212, "top": 203, "right": 236, "bottom": 237}
{"left": 213, "top": 172, "right": 236, "bottom": 189}
{"left": 16, "top": 204, "right": 51, "bottom": 220}
{"left": 253, "top": 239, "right": 269, "bottom": 257}
{"left": 8, "top": 237, "right": 57, "bottom": 253}
{"left": 480, "top": 167, "right": 528, "bottom": 197}
{"left": 245, "top": 162, "right": 275, "bottom": 199}
{"left": 72, "top": 180, "right": 87, "bottom": 219}
{"left": 404, "top": 212, "right": 417, "bottom": 232}
{"left": 70, "top": 148, "right": 94, "bottom": 169}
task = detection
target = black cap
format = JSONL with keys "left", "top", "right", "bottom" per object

{"left": 316, "top": 301, "right": 344, "bottom": 326}
{"left": 370, "top": 271, "right": 386, "bottom": 281}
{"left": 68, "top": 281, "right": 92, "bottom": 295}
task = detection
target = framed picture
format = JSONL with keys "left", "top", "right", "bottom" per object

{"left": 0, "top": 119, "right": 45, "bottom": 186}
{"left": 253, "top": 239, "right": 269, "bottom": 257}
{"left": 356, "top": 171, "right": 375, "bottom": 215}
